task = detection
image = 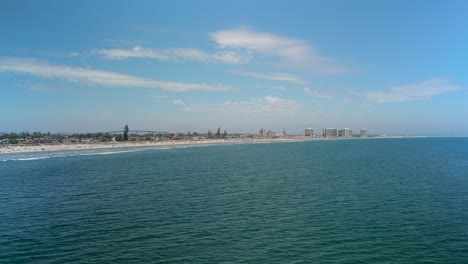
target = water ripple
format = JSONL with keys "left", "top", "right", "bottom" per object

{"left": 1, "top": 138, "right": 468, "bottom": 263}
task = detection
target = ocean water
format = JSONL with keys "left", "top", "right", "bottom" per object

{"left": 1, "top": 138, "right": 468, "bottom": 263}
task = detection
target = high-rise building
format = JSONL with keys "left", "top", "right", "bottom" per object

{"left": 323, "top": 128, "right": 338, "bottom": 138}
{"left": 360, "top": 129, "right": 368, "bottom": 137}
{"left": 338, "top": 128, "right": 353, "bottom": 138}
{"left": 305, "top": 128, "right": 313, "bottom": 137}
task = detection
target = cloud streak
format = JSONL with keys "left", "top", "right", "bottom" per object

{"left": 228, "top": 70, "right": 306, "bottom": 84}
{"left": 95, "top": 46, "right": 251, "bottom": 64}
{"left": 211, "top": 27, "right": 350, "bottom": 74}
{"left": 176, "top": 95, "right": 302, "bottom": 115}
{"left": 363, "top": 78, "right": 463, "bottom": 103}
{"left": 91, "top": 28, "right": 350, "bottom": 74}
{"left": 0, "top": 57, "right": 232, "bottom": 92}
{"left": 172, "top": 99, "right": 185, "bottom": 106}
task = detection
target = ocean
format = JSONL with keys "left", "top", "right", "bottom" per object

{"left": 1, "top": 138, "right": 467, "bottom": 263}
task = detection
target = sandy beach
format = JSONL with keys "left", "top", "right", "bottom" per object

{"left": 0, "top": 136, "right": 419, "bottom": 155}
{"left": 0, "top": 138, "right": 313, "bottom": 155}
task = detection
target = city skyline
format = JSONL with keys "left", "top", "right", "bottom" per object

{"left": 1, "top": 1, "right": 468, "bottom": 136}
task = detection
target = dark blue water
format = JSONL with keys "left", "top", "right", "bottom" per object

{"left": 1, "top": 138, "right": 468, "bottom": 263}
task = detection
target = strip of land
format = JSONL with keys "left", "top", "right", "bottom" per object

{"left": 0, "top": 135, "right": 422, "bottom": 155}
{"left": 0, "top": 138, "right": 309, "bottom": 155}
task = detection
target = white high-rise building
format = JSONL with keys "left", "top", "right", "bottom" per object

{"left": 323, "top": 128, "right": 338, "bottom": 138}
{"left": 360, "top": 129, "right": 368, "bottom": 137}
{"left": 305, "top": 128, "right": 314, "bottom": 137}
{"left": 339, "top": 128, "right": 353, "bottom": 138}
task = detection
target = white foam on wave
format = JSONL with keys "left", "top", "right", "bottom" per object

{"left": 78, "top": 149, "right": 145, "bottom": 156}
{"left": 15, "top": 156, "right": 51, "bottom": 161}
{"left": 0, "top": 146, "right": 173, "bottom": 162}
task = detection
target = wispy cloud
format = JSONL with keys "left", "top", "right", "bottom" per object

{"left": 90, "top": 27, "right": 350, "bottom": 74}
{"left": 228, "top": 70, "right": 306, "bottom": 84}
{"left": 363, "top": 78, "right": 464, "bottom": 103}
{"left": 172, "top": 99, "right": 185, "bottom": 106}
{"left": 96, "top": 46, "right": 167, "bottom": 60}
{"left": 176, "top": 95, "right": 302, "bottom": 115}
{"left": 303, "top": 87, "right": 334, "bottom": 99}
{"left": 95, "top": 46, "right": 251, "bottom": 64}
{"left": 0, "top": 57, "right": 232, "bottom": 92}
{"left": 211, "top": 27, "right": 350, "bottom": 74}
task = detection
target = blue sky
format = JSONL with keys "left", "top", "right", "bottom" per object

{"left": 1, "top": 0, "right": 467, "bottom": 135}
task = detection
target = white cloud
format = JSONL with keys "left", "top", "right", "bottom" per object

{"left": 303, "top": 87, "right": 334, "bottom": 99}
{"left": 176, "top": 96, "right": 302, "bottom": 115}
{"left": 172, "top": 99, "right": 185, "bottom": 106}
{"left": 228, "top": 70, "right": 306, "bottom": 84}
{"left": 97, "top": 46, "right": 168, "bottom": 60}
{"left": 210, "top": 27, "right": 350, "bottom": 74}
{"left": 264, "top": 95, "right": 286, "bottom": 104}
{"left": 91, "top": 28, "right": 350, "bottom": 74}
{"left": 95, "top": 46, "right": 251, "bottom": 64}
{"left": 363, "top": 78, "right": 464, "bottom": 103}
{"left": 0, "top": 57, "right": 232, "bottom": 92}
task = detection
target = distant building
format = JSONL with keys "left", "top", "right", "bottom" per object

{"left": 338, "top": 128, "right": 353, "bottom": 138}
{"left": 271, "top": 131, "right": 286, "bottom": 138}
{"left": 360, "top": 129, "right": 368, "bottom": 137}
{"left": 305, "top": 128, "right": 314, "bottom": 137}
{"left": 323, "top": 128, "right": 338, "bottom": 138}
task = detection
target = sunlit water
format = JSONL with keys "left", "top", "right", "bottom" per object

{"left": 1, "top": 138, "right": 468, "bottom": 263}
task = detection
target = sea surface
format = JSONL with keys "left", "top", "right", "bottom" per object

{"left": 1, "top": 138, "right": 468, "bottom": 263}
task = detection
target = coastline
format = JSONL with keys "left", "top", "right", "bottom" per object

{"left": 0, "top": 135, "right": 438, "bottom": 155}
{"left": 0, "top": 138, "right": 308, "bottom": 155}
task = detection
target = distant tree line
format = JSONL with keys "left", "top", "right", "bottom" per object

{"left": 205, "top": 127, "right": 228, "bottom": 139}
{"left": 1, "top": 125, "right": 242, "bottom": 144}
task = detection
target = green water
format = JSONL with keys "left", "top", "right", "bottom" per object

{"left": 1, "top": 138, "right": 468, "bottom": 263}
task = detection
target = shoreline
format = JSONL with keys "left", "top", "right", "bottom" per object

{"left": 0, "top": 138, "right": 308, "bottom": 155}
{"left": 0, "top": 135, "right": 445, "bottom": 155}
